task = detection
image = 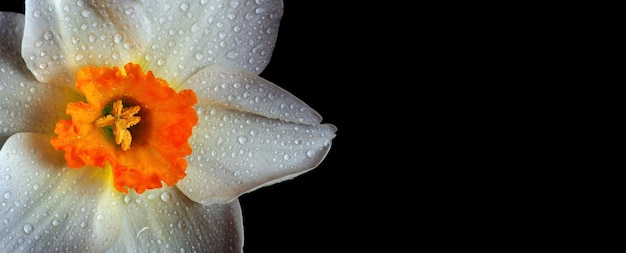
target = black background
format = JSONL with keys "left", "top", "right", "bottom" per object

{"left": 1, "top": 2, "right": 363, "bottom": 252}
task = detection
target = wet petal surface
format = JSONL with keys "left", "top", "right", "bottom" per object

{"left": 178, "top": 66, "right": 336, "bottom": 204}
{"left": 0, "top": 12, "right": 77, "bottom": 147}
{"left": 110, "top": 187, "right": 243, "bottom": 253}
{"left": 22, "top": 0, "right": 147, "bottom": 87}
{"left": 0, "top": 133, "right": 120, "bottom": 252}
{"left": 141, "top": 0, "right": 284, "bottom": 87}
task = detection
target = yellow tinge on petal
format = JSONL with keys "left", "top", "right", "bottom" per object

{"left": 50, "top": 63, "right": 198, "bottom": 194}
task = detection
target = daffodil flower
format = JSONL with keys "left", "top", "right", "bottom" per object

{"left": 0, "top": 0, "right": 336, "bottom": 252}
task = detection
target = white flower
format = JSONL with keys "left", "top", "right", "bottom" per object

{"left": 0, "top": 0, "right": 336, "bottom": 252}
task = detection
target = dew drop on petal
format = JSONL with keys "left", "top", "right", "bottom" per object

{"left": 81, "top": 10, "right": 91, "bottom": 17}
{"left": 177, "top": 220, "right": 187, "bottom": 230}
{"left": 306, "top": 149, "right": 317, "bottom": 158}
{"left": 43, "top": 31, "right": 53, "bottom": 40}
{"left": 195, "top": 52, "right": 204, "bottom": 61}
{"left": 114, "top": 33, "right": 123, "bottom": 44}
{"left": 180, "top": 2, "right": 189, "bottom": 11}
{"left": 2, "top": 191, "right": 11, "bottom": 200}
{"left": 225, "top": 49, "right": 238, "bottom": 60}
{"left": 238, "top": 136, "right": 248, "bottom": 144}
{"left": 160, "top": 191, "right": 172, "bottom": 202}
{"left": 23, "top": 223, "right": 34, "bottom": 234}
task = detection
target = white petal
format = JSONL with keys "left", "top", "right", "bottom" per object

{"left": 185, "top": 65, "right": 322, "bottom": 125}
{"left": 178, "top": 105, "right": 336, "bottom": 205}
{"left": 142, "top": 0, "right": 283, "bottom": 87}
{"left": 108, "top": 187, "right": 243, "bottom": 253}
{"left": 22, "top": 0, "right": 148, "bottom": 87}
{"left": 0, "top": 133, "right": 121, "bottom": 252}
{"left": 0, "top": 12, "right": 79, "bottom": 147}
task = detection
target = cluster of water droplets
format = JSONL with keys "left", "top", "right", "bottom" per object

{"left": 177, "top": 66, "right": 336, "bottom": 204}
{"left": 139, "top": 0, "right": 283, "bottom": 84}
{"left": 0, "top": 132, "right": 245, "bottom": 252}
{"left": 0, "top": 61, "right": 72, "bottom": 147}
{"left": 112, "top": 187, "right": 242, "bottom": 252}
{"left": 0, "top": 134, "right": 118, "bottom": 252}
{"left": 23, "top": 0, "right": 147, "bottom": 87}
{"left": 22, "top": 0, "right": 283, "bottom": 90}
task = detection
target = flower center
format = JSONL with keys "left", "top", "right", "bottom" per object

{"left": 95, "top": 100, "right": 141, "bottom": 151}
{"left": 51, "top": 62, "right": 198, "bottom": 194}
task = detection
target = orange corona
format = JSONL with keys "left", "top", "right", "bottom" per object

{"left": 51, "top": 63, "right": 198, "bottom": 194}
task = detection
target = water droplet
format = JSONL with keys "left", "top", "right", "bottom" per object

{"left": 96, "top": 214, "right": 104, "bottom": 221}
{"left": 80, "top": 221, "right": 88, "bottom": 229}
{"left": 191, "top": 23, "right": 200, "bottom": 33}
{"left": 177, "top": 220, "right": 187, "bottom": 230}
{"left": 51, "top": 219, "right": 60, "bottom": 226}
{"left": 306, "top": 149, "right": 316, "bottom": 158}
{"left": 2, "top": 191, "right": 11, "bottom": 200}
{"left": 23, "top": 223, "right": 34, "bottom": 234}
{"left": 71, "top": 35, "right": 80, "bottom": 45}
{"left": 124, "top": 195, "right": 132, "bottom": 204}
{"left": 113, "top": 33, "right": 123, "bottom": 44}
{"left": 238, "top": 136, "right": 248, "bottom": 144}
{"left": 180, "top": 3, "right": 189, "bottom": 11}
{"left": 75, "top": 53, "right": 84, "bottom": 61}
{"left": 124, "top": 7, "right": 135, "bottom": 15}
{"left": 43, "top": 31, "right": 53, "bottom": 40}
{"left": 225, "top": 49, "right": 238, "bottom": 60}
{"left": 160, "top": 191, "right": 172, "bottom": 202}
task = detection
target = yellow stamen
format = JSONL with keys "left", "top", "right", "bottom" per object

{"left": 95, "top": 100, "right": 141, "bottom": 151}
